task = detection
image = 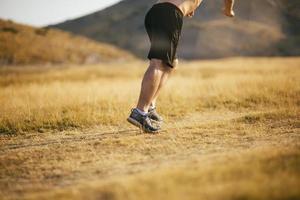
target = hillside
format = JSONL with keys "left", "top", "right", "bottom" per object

{"left": 53, "top": 0, "right": 300, "bottom": 59}
{"left": 0, "top": 19, "right": 133, "bottom": 66}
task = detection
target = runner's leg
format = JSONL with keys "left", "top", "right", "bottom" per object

{"left": 136, "top": 59, "right": 166, "bottom": 112}
{"left": 150, "top": 59, "right": 178, "bottom": 108}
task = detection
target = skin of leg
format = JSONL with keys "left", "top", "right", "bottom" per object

{"left": 136, "top": 59, "right": 168, "bottom": 112}
{"left": 150, "top": 58, "right": 178, "bottom": 109}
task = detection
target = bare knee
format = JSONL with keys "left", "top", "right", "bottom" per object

{"left": 149, "top": 59, "right": 175, "bottom": 73}
{"left": 162, "top": 59, "right": 178, "bottom": 74}
{"left": 161, "top": 59, "right": 178, "bottom": 73}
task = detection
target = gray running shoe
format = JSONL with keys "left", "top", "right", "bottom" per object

{"left": 127, "top": 108, "right": 160, "bottom": 133}
{"left": 148, "top": 107, "right": 163, "bottom": 123}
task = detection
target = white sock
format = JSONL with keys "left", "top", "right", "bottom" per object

{"left": 149, "top": 105, "right": 155, "bottom": 110}
{"left": 136, "top": 108, "right": 148, "bottom": 116}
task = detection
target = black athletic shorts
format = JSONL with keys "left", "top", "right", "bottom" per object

{"left": 145, "top": 2, "right": 183, "bottom": 68}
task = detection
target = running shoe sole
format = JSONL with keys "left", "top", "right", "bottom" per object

{"left": 127, "top": 117, "right": 159, "bottom": 134}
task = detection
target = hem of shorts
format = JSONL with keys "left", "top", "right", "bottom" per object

{"left": 147, "top": 57, "right": 174, "bottom": 68}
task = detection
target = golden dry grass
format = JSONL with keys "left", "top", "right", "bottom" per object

{"left": 0, "top": 57, "right": 299, "bottom": 200}
{"left": 1, "top": 57, "right": 299, "bottom": 134}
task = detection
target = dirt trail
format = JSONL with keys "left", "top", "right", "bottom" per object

{"left": 0, "top": 110, "right": 244, "bottom": 151}
{"left": 0, "top": 109, "right": 299, "bottom": 199}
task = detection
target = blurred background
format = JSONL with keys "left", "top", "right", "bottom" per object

{"left": 0, "top": 0, "right": 299, "bottom": 65}
{"left": 1, "top": 1, "right": 300, "bottom": 199}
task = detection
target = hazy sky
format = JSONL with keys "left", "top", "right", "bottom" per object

{"left": 0, "top": 0, "right": 121, "bottom": 27}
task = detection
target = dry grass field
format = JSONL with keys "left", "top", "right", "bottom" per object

{"left": 0, "top": 57, "right": 299, "bottom": 200}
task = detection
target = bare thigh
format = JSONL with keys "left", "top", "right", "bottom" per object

{"left": 150, "top": 59, "right": 175, "bottom": 72}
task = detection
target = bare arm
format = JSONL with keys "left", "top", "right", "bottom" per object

{"left": 194, "top": 0, "right": 202, "bottom": 6}
{"left": 223, "top": 0, "right": 235, "bottom": 17}
{"left": 186, "top": 0, "right": 202, "bottom": 18}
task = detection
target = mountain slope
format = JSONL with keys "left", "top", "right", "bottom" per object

{"left": 0, "top": 19, "right": 134, "bottom": 66}
{"left": 53, "top": 0, "right": 300, "bottom": 59}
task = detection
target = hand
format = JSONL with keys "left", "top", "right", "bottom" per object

{"left": 186, "top": 11, "right": 195, "bottom": 18}
{"left": 223, "top": 8, "right": 235, "bottom": 17}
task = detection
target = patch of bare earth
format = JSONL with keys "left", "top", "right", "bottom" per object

{"left": 1, "top": 108, "right": 299, "bottom": 200}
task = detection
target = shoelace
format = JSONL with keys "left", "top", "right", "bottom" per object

{"left": 142, "top": 114, "right": 153, "bottom": 126}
